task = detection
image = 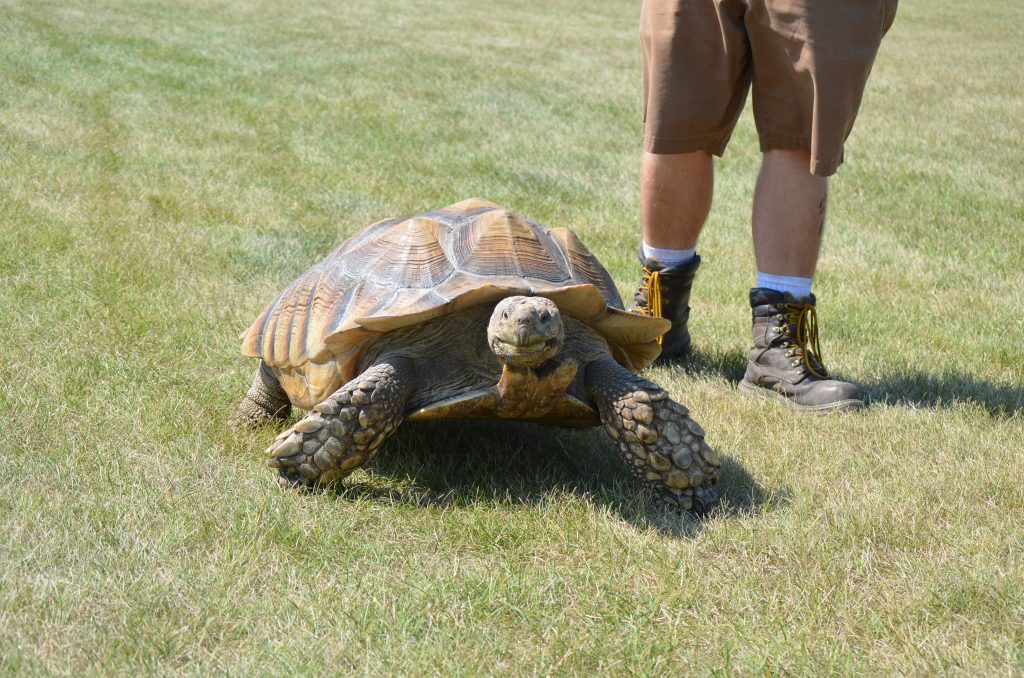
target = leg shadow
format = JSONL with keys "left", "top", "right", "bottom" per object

{"left": 663, "top": 349, "right": 1022, "bottom": 418}
{"left": 863, "top": 370, "right": 1022, "bottom": 417}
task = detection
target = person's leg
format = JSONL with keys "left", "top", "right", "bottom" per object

{"left": 734, "top": 0, "right": 897, "bottom": 410}
{"left": 641, "top": 150, "right": 714, "bottom": 252}
{"left": 740, "top": 148, "right": 862, "bottom": 411}
{"left": 752, "top": 149, "right": 827, "bottom": 281}
{"left": 636, "top": 0, "right": 750, "bottom": 360}
{"left": 634, "top": 150, "right": 713, "bottom": 358}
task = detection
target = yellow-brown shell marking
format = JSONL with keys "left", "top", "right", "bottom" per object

{"left": 240, "top": 199, "right": 669, "bottom": 408}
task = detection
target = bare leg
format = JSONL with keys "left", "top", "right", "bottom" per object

{"left": 640, "top": 150, "right": 714, "bottom": 249}
{"left": 752, "top": 149, "right": 829, "bottom": 277}
{"left": 234, "top": 361, "right": 291, "bottom": 426}
{"left": 267, "top": 357, "right": 414, "bottom": 487}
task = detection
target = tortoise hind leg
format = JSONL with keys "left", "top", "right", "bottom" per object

{"left": 267, "top": 357, "right": 414, "bottom": 487}
{"left": 234, "top": 360, "right": 292, "bottom": 427}
{"left": 585, "top": 356, "right": 721, "bottom": 513}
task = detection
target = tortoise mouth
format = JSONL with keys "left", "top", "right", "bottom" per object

{"left": 493, "top": 336, "right": 560, "bottom": 350}
{"left": 490, "top": 335, "right": 562, "bottom": 368}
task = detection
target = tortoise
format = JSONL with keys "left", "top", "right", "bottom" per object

{"left": 235, "top": 198, "right": 720, "bottom": 511}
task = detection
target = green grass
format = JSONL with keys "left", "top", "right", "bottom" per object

{"left": 1, "top": 0, "right": 1022, "bottom": 674}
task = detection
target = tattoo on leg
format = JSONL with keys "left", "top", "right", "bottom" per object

{"left": 817, "top": 192, "right": 828, "bottom": 237}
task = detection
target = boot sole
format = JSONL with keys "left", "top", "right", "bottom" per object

{"left": 738, "top": 380, "right": 866, "bottom": 414}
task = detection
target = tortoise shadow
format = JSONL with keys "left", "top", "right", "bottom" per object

{"left": 326, "top": 419, "right": 785, "bottom": 537}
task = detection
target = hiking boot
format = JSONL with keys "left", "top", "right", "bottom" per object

{"left": 632, "top": 251, "right": 701, "bottom": 361}
{"left": 739, "top": 288, "right": 864, "bottom": 412}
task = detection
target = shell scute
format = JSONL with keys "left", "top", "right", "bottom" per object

{"left": 240, "top": 199, "right": 668, "bottom": 407}
{"left": 447, "top": 209, "right": 570, "bottom": 283}
{"left": 347, "top": 217, "right": 454, "bottom": 289}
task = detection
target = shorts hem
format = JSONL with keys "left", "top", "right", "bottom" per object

{"left": 644, "top": 133, "right": 731, "bottom": 157}
{"left": 759, "top": 134, "right": 843, "bottom": 177}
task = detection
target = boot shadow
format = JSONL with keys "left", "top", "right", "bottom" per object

{"left": 657, "top": 345, "right": 747, "bottom": 383}
{"left": 325, "top": 419, "right": 784, "bottom": 538}
{"left": 862, "top": 370, "right": 1022, "bottom": 417}
{"left": 660, "top": 348, "right": 1022, "bottom": 418}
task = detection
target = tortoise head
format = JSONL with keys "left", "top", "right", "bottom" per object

{"left": 487, "top": 296, "right": 564, "bottom": 368}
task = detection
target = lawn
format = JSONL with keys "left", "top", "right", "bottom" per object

{"left": 1, "top": 0, "right": 1022, "bottom": 674}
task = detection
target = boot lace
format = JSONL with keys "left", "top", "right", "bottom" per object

{"left": 636, "top": 267, "right": 664, "bottom": 344}
{"left": 777, "top": 303, "right": 830, "bottom": 379}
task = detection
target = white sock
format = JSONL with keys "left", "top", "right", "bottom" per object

{"left": 756, "top": 271, "right": 813, "bottom": 298}
{"left": 642, "top": 242, "right": 696, "bottom": 267}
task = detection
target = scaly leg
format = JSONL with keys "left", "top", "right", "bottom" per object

{"left": 234, "top": 360, "right": 292, "bottom": 427}
{"left": 267, "top": 357, "right": 414, "bottom": 487}
{"left": 585, "top": 356, "right": 720, "bottom": 512}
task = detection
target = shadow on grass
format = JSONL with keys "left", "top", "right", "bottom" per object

{"left": 668, "top": 348, "right": 1022, "bottom": 418}
{"left": 862, "top": 371, "right": 1023, "bottom": 417}
{"left": 322, "top": 419, "right": 785, "bottom": 537}
{"left": 662, "top": 346, "right": 747, "bottom": 381}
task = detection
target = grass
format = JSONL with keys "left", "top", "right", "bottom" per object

{"left": 1, "top": 0, "right": 1022, "bottom": 674}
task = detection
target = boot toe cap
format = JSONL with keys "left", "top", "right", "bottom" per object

{"left": 798, "top": 379, "right": 865, "bottom": 412}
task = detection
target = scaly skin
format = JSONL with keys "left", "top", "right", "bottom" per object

{"left": 240, "top": 299, "right": 720, "bottom": 513}
{"left": 266, "top": 357, "right": 414, "bottom": 487}
{"left": 233, "top": 360, "right": 292, "bottom": 426}
{"left": 585, "top": 356, "right": 720, "bottom": 512}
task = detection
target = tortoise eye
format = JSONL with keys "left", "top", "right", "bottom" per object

{"left": 502, "top": 309, "right": 509, "bottom": 320}
{"left": 539, "top": 311, "right": 550, "bottom": 322}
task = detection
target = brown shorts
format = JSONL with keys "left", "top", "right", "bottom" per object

{"left": 641, "top": 0, "right": 898, "bottom": 175}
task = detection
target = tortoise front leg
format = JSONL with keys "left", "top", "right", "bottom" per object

{"left": 234, "top": 360, "right": 292, "bottom": 426}
{"left": 267, "top": 357, "right": 414, "bottom": 488}
{"left": 585, "top": 356, "right": 721, "bottom": 513}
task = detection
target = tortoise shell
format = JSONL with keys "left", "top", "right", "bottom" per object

{"left": 240, "top": 198, "right": 669, "bottom": 408}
